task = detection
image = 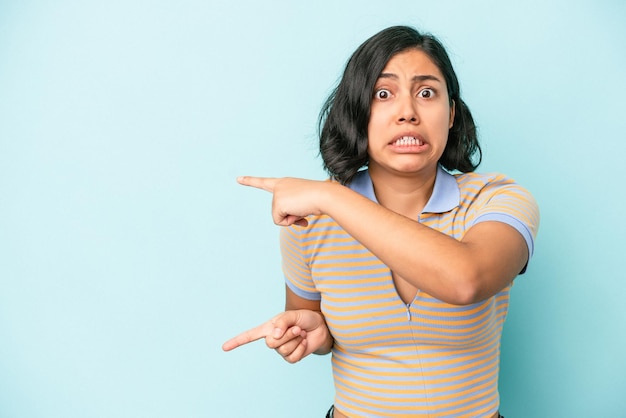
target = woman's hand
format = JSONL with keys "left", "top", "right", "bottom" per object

{"left": 237, "top": 176, "right": 335, "bottom": 227}
{"left": 222, "top": 309, "right": 333, "bottom": 363}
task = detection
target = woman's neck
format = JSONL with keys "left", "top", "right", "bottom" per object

{"left": 368, "top": 166, "right": 437, "bottom": 218}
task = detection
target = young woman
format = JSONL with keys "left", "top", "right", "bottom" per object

{"left": 223, "top": 26, "right": 539, "bottom": 418}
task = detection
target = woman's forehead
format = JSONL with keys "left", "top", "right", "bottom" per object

{"left": 379, "top": 49, "right": 445, "bottom": 81}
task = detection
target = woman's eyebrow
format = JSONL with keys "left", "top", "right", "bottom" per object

{"left": 378, "top": 73, "right": 442, "bottom": 83}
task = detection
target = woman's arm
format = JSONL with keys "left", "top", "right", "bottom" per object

{"left": 238, "top": 176, "right": 529, "bottom": 305}
{"left": 322, "top": 189, "right": 528, "bottom": 304}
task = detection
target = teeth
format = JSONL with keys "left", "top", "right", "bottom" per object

{"left": 394, "top": 136, "right": 422, "bottom": 146}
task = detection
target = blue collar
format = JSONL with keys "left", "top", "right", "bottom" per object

{"left": 348, "top": 165, "right": 460, "bottom": 214}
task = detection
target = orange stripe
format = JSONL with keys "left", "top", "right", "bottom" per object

{"left": 333, "top": 365, "right": 498, "bottom": 400}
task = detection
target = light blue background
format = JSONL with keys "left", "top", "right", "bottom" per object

{"left": 1, "top": 1, "right": 625, "bottom": 417}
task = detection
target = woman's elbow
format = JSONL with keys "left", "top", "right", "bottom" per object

{"left": 448, "top": 269, "right": 512, "bottom": 305}
{"left": 445, "top": 269, "right": 489, "bottom": 305}
{"left": 447, "top": 282, "right": 481, "bottom": 305}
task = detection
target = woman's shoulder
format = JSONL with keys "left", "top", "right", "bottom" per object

{"left": 452, "top": 170, "right": 537, "bottom": 204}
{"left": 453, "top": 170, "right": 531, "bottom": 192}
{"left": 454, "top": 170, "right": 513, "bottom": 185}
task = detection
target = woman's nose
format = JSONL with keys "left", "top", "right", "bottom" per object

{"left": 397, "top": 96, "right": 418, "bottom": 123}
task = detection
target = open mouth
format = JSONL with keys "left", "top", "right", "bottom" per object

{"left": 391, "top": 136, "right": 424, "bottom": 146}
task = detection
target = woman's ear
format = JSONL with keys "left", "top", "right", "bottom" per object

{"left": 449, "top": 99, "right": 456, "bottom": 129}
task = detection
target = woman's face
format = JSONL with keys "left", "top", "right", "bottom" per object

{"left": 367, "top": 48, "right": 455, "bottom": 178}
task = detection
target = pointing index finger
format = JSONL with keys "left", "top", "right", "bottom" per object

{"left": 237, "top": 176, "right": 277, "bottom": 193}
{"left": 222, "top": 320, "right": 274, "bottom": 352}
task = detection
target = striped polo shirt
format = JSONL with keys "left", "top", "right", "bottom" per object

{"left": 281, "top": 165, "right": 540, "bottom": 417}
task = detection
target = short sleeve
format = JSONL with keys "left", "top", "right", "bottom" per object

{"left": 280, "top": 225, "right": 321, "bottom": 301}
{"left": 471, "top": 178, "right": 540, "bottom": 261}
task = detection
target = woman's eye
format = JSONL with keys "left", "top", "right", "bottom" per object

{"left": 374, "top": 89, "right": 391, "bottom": 100}
{"left": 418, "top": 88, "right": 435, "bottom": 98}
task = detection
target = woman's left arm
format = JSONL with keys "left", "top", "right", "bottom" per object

{"left": 238, "top": 176, "right": 529, "bottom": 305}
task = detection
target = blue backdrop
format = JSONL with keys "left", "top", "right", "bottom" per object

{"left": 1, "top": 1, "right": 624, "bottom": 417}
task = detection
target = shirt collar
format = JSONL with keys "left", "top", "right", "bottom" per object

{"left": 348, "top": 165, "right": 460, "bottom": 214}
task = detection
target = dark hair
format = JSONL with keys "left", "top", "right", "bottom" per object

{"left": 319, "top": 26, "right": 481, "bottom": 184}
